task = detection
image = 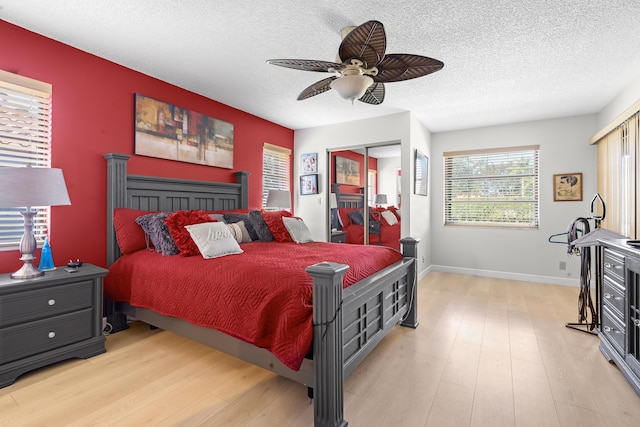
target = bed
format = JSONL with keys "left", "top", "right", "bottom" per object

{"left": 103, "top": 153, "right": 419, "bottom": 427}
{"left": 331, "top": 184, "right": 402, "bottom": 250}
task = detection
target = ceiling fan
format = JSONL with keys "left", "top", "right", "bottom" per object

{"left": 267, "top": 20, "right": 444, "bottom": 105}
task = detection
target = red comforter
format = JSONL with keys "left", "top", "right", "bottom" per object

{"left": 104, "top": 241, "right": 403, "bottom": 371}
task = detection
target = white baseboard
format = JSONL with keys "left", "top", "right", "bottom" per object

{"left": 427, "top": 264, "right": 582, "bottom": 287}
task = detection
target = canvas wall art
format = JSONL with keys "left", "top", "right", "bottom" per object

{"left": 335, "top": 156, "right": 360, "bottom": 186}
{"left": 134, "top": 94, "right": 234, "bottom": 168}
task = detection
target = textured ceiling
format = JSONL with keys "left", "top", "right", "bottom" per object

{"left": 3, "top": 0, "right": 640, "bottom": 132}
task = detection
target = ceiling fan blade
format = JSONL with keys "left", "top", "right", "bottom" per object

{"left": 374, "top": 54, "right": 444, "bottom": 83}
{"left": 266, "top": 59, "right": 342, "bottom": 72}
{"left": 338, "top": 20, "right": 386, "bottom": 68}
{"left": 358, "top": 82, "right": 385, "bottom": 105}
{"left": 297, "top": 76, "right": 337, "bottom": 100}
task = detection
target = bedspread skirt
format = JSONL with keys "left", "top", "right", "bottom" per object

{"left": 104, "top": 241, "right": 402, "bottom": 370}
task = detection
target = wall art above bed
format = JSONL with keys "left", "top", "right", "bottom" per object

{"left": 335, "top": 155, "right": 360, "bottom": 186}
{"left": 134, "top": 94, "right": 234, "bottom": 168}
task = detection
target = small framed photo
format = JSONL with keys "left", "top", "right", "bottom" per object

{"left": 300, "top": 174, "right": 318, "bottom": 195}
{"left": 553, "top": 173, "right": 582, "bottom": 201}
{"left": 301, "top": 153, "right": 317, "bottom": 174}
{"left": 414, "top": 150, "right": 428, "bottom": 196}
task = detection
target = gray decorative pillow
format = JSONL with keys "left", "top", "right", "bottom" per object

{"left": 223, "top": 213, "right": 259, "bottom": 240}
{"left": 227, "top": 221, "right": 252, "bottom": 243}
{"left": 283, "top": 217, "right": 313, "bottom": 243}
{"left": 135, "top": 212, "right": 179, "bottom": 256}
{"left": 249, "top": 210, "right": 273, "bottom": 241}
{"left": 347, "top": 209, "right": 365, "bottom": 226}
{"left": 209, "top": 213, "right": 227, "bottom": 223}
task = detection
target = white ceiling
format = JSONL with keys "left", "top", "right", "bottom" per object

{"left": 3, "top": 0, "right": 640, "bottom": 132}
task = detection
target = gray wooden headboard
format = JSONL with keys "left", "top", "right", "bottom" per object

{"left": 104, "top": 153, "right": 250, "bottom": 266}
{"left": 331, "top": 183, "right": 365, "bottom": 208}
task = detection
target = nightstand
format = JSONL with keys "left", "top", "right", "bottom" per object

{"left": 0, "top": 264, "right": 108, "bottom": 388}
{"left": 331, "top": 230, "right": 347, "bottom": 243}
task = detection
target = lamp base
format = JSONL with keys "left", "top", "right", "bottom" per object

{"left": 10, "top": 260, "right": 44, "bottom": 280}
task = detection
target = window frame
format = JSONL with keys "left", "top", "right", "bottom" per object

{"left": 262, "top": 142, "right": 291, "bottom": 208}
{"left": 443, "top": 145, "right": 540, "bottom": 228}
{"left": 0, "top": 71, "right": 53, "bottom": 250}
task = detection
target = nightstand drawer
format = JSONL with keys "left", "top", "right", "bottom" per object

{"left": 0, "top": 309, "right": 93, "bottom": 365}
{"left": 0, "top": 281, "right": 93, "bottom": 327}
{"left": 331, "top": 231, "right": 346, "bottom": 243}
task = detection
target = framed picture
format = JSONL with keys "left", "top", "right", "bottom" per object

{"left": 300, "top": 174, "right": 319, "bottom": 195}
{"left": 301, "top": 153, "right": 317, "bottom": 174}
{"left": 414, "top": 150, "right": 428, "bottom": 196}
{"left": 553, "top": 173, "right": 582, "bottom": 201}
{"left": 134, "top": 94, "right": 234, "bottom": 168}
{"left": 335, "top": 156, "right": 360, "bottom": 185}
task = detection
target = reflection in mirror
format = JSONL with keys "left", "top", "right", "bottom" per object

{"left": 328, "top": 144, "right": 401, "bottom": 249}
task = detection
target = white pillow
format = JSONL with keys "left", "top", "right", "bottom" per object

{"left": 381, "top": 210, "right": 398, "bottom": 226}
{"left": 184, "top": 222, "right": 243, "bottom": 259}
{"left": 283, "top": 217, "right": 313, "bottom": 243}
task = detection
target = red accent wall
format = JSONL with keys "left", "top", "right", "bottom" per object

{"left": 0, "top": 21, "right": 294, "bottom": 272}
{"left": 331, "top": 150, "right": 378, "bottom": 194}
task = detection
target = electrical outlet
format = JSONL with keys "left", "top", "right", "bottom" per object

{"left": 559, "top": 261, "right": 566, "bottom": 270}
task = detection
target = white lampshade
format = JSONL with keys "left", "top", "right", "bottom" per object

{"left": 330, "top": 75, "right": 374, "bottom": 102}
{"left": 0, "top": 167, "right": 71, "bottom": 208}
{"left": 265, "top": 189, "right": 291, "bottom": 209}
{"left": 374, "top": 194, "right": 388, "bottom": 205}
{"left": 0, "top": 166, "right": 71, "bottom": 279}
{"left": 329, "top": 193, "right": 338, "bottom": 209}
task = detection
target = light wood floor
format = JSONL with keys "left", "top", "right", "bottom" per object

{"left": 2, "top": 272, "right": 640, "bottom": 426}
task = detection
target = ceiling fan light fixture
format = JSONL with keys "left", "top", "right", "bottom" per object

{"left": 330, "top": 75, "right": 374, "bottom": 103}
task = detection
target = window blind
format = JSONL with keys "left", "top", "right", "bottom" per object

{"left": 444, "top": 145, "right": 539, "bottom": 227}
{"left": 262, "top": 142, "right": 291, "bottom": 207}
{"left": 0, "top": 71, "right": 52, "bottom": 249}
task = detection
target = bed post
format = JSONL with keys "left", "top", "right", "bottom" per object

{"left": 400, "top": 237, "right": 420, "bottom": 328}
{"left": 234, "top": 171, "right": 250, "bottom": 208}
{"left": 307, "top": 262, "right": 349, "bottom": 427}
{"left": 104, "top": 153, "right": 130, "bottom": 267}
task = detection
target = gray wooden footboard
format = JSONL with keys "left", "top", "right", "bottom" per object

{"left": 104, "top": 153, "right": 418, "bottom": 427}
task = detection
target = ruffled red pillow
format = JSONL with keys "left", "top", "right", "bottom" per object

{"left": 164, "top": 210, "right": 214, "bottom": 256}
{"left": 261, "top": 209, "right": 294, "bottom": 242}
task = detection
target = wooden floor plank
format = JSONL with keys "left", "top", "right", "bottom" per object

{"left": 2, "top": 273, "right": 640, "bottom": 426}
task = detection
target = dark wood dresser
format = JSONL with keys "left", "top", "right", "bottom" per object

{"left": 598, "top": 239, "right": 640, "bottom": 396}
{"left": 0, "top": 264, "right": 108, "bottom": 388}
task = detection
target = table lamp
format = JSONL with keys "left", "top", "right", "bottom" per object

{"left": 265, "top": 189, "right": 291, "bottom": 210}
{"left": 374, "top": 194, "right": 388, "bottom": 207}
{"left": 0, "top": 166, "right": 71, "bottom": 279}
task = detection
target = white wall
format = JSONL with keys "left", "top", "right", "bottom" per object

{"left": 431, "top": 115, "right": 598, "bottom": 285}
{"left": 597, "top": 74, "right": 640, "bottom": 129}
{"left": 376, "top": 156, "right": 400, "bottom": 206}
{"left": 294, "top": 111, "right": 433, "bottom": 276}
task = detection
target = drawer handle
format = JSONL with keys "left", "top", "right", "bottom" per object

{"left": 604, "top": 262, "right": 622, "bottom": 270}
{"left": 48, "top": 331, "right": 56, "bottom": 339}
{"left": 604, "top": 293, "right": 622, "bottom": 301}
{"left": 48, "top": 299, "right": 56, "bottom": 306}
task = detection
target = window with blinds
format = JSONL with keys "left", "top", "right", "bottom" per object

{"left": 444, "top": 145, "right": 539, "bottom": 227}
{"left": 0, "top": 71, "right": 52, "bottom": 249}
{"left": 262, "top": 142, "right": 291, "bottom": 207}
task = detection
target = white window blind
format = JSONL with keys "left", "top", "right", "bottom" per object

{"left": 444, "top": 145, "right": 539, "bottom": 227}
{"left": 0, "top": 71, "right": 52, "bottom": 249}
{"left": 262, "top": 142, "right": 291, "bottom": 207}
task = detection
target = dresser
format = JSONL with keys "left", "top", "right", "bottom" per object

{"left": 598, "top": 239, "right": 640, "bottom": 396}
{"left": 0, "top": 264, "right": 108, "bottom": 388}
